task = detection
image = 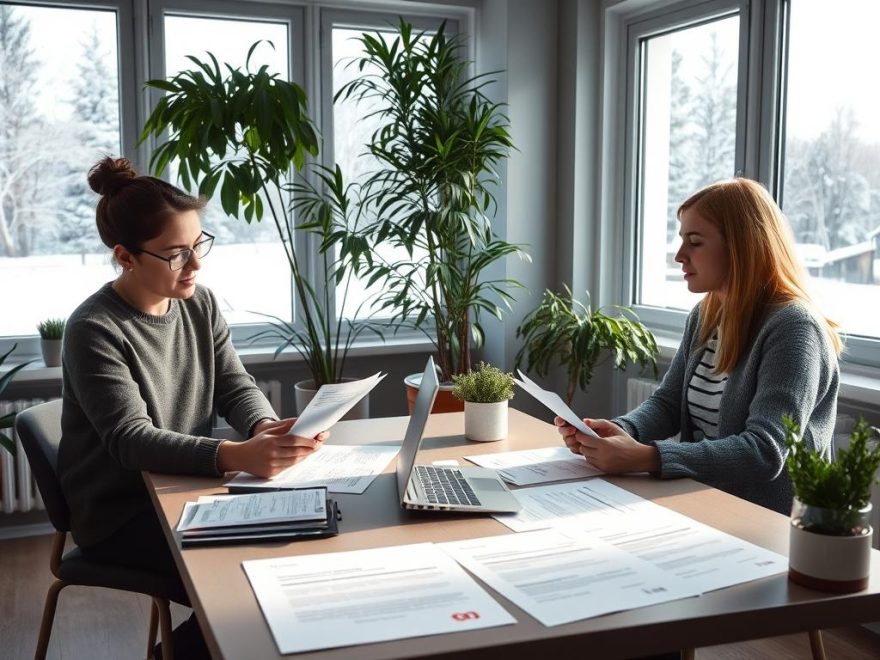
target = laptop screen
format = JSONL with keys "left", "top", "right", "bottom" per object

{"left": 396, "top": 356, "right": 440, "bottom": 503}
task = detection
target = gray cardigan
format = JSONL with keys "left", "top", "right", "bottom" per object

{"left": 59, "top": 284, "right": 277, "bottom": 547}
{"left": 614, "top": 301, "right": 839, "bottom": 514}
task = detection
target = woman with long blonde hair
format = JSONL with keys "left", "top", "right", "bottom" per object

{"left": 556, "top": 178, "right": 841, "bottom": 514}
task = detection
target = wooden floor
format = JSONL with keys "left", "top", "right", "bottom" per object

{"left": 3, "top": 534, "right": 880, "bottom": 660}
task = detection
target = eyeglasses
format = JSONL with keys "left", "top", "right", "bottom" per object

{"left": 136, "top": 232, "right": 215, "bottom": 271}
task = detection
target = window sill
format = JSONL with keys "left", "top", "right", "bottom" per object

{"left": 2, "top": 335, "right": 435, "bottom": 385}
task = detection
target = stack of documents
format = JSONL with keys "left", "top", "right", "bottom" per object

{"left": 176, "top": 488, "right": 338, "bottom": 547}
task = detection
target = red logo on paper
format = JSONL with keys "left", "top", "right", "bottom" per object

{"left": 451, "top": 611, "right": 480, "bottom": 621}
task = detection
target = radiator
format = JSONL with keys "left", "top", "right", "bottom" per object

{"left": 256, "top": 379, "right": 283, "bottom": 414}
{"left": 626, "top": 378, "right": 660, "bottom": 410}
{"left": 0, "top": 398, "right": 48, "bottom": 514}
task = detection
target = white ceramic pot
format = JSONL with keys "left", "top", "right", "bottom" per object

{"left": 464, "top": 401, "right": 508, "bottom": 442}
{"left": 40, "top": 339, "right": 62, "bottom": 368}
{"left": 294, "top": 378, "right": 370, "bottom": 420}
{"left": 788, "top": 500, "right": 872, "bottom": 593}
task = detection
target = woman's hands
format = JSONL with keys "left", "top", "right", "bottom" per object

{"left": 217, "top": 418, "right": 329, "bottom": 478}
{"left": 554, "top": 416, "right": 660, "bottom": 474}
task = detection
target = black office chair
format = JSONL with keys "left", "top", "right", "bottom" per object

{"left": 16, "top": 399, "right": 187, "bottom": 660}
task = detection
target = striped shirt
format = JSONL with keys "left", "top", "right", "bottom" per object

{"left": 687, "top": 333, "right": 727, "bottom": 439}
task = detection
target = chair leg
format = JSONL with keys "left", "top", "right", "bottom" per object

{"left": 146, "top": 600, "right": 159, "bottom": 660}
{"left": 808, "top": 629, "right": 827, "bottom": 660}
{"left": 155, "top": 598, "right": 174, "bottom": 660}
{"left": 35, "top": 579, "right": 67, "bottom": 660}
{"left": 682, "top": 649, "right": 696, "bottom": 660}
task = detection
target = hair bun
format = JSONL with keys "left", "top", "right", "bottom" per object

{"left": 88, "top": 156, "right": 137, "bottom": 196}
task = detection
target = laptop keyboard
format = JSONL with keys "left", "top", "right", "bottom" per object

{"left": 415, "top": 465, "right": 482, "bottom": 506}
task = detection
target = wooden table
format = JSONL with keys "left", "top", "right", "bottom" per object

{"left": 144, "top": 409, "right": 880, "bottom": 659}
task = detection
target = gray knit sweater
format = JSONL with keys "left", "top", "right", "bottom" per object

{"left": 59, "top": 283, "right": 277, "bottom": 546}
{"left": 614, "top": 301, "right": 839, "bottom": 515}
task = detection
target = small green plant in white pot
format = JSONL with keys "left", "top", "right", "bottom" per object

{"left": 452, "top": 362, "right": 514, "bottom": 442}
{"left": 785, "top": 415, "right": 880, "bottom": 593}
{"left": 37, "top": 318, "right": 66, "bottom": 368}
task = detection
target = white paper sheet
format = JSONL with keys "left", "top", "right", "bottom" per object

{"left": 494, "top": 479, "right": 788, "bottom": 593}
{"left": 243, "top": 543, "right": 516, "bottom": 654}
{"left": 291, "top": 372, "right": 387, "bottom": 439}
{"left": 493, "top": 479, "right": 653, "bottom": 532}
{"left": 465, "top": 446, "right": 603, "bottom": 485}
{"left": 440, "top": 529, "right": 695, "bottom": 627}
{"left": 176, "top": 489, "right": 326, "bottom": 532}
{"left": 513, "top": 370, "right": 598, "bottom": 437}
{"left": 573, "top": 506, "right": 789, "bottom": 593}
{"left": 225, "top": 444, "right": 399, "bottom": 494}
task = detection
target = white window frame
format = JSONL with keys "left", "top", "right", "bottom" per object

{"left": 612, "top": 0, "right": 880, "bottom": 370}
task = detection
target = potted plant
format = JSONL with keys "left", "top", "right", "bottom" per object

{"left": 785, "top": 415, "right": 880, "bottom": 593}
{"left": 141, "top": 45, "right": 382, "bottom": 413}
{"left": 0, "top": 344, "right": 33, "bottom": 455}
{"left": 515, "top": 286, "right": 659, "bottom": 405}
{"left": 452, "top": 362, "right": 515, "bottom": 442}
{"left": 37, "top": 318, "right": 65, "bottom": 368}
{"left": 335, "top": 20, "right": 529, "bottom": 411}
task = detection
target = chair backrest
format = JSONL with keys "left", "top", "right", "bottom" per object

{"left": 15, "top": 399, "right": 69, "bottom": 532}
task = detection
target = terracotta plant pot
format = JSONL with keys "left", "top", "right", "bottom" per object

{"left": 404, "top": 373, "right": 463, "bottom": 414}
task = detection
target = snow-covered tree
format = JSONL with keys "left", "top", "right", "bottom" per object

{"left": 784, "top": 108, "right": 874, "bottom": 251}
{"left": 689, "top": 32, "right": 736, "bottom": 190}
{"left": 0, "top": 5, "right": 49, "bottom": 257}
{"left": 57, "top": 22, "right": 120, "bottom": 254}
{"left": 666, "top": 49, "right": 693, "bottom": 242}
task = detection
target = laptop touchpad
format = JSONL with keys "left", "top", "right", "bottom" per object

{"left": 471, "top": 478, "right": 506, "bottom": 492}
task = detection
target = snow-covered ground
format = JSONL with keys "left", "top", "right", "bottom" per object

{"left": 1, "top": 246, "right": 877, "bottom": 339}
{"left": 648, "top": 273, "right": 880, "bottom": 339}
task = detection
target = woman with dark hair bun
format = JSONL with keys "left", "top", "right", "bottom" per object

{"left": 60, "top": 157, "right": 328, "bottom": 658}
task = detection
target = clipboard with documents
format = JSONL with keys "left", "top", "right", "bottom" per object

{"left": 176, "top": 488, "right": 340, "bottom": 548}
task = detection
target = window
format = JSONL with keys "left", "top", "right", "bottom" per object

{"left": 622, "top": 0, "right": 880, "bottom": 363}
{"left": 161, "top": 13, "right": 292, "bottom": 326}
{"left": 635, "top": 13, "right": 741, "bottom": 313}
{"left": 329, "top": 23, "right": 435, "bottom": 321}
{"left": 0, "top": 2, "right": 121, "bottom": 337}
{"left": 779, "top": 0, "right": 880, "bottom": 340}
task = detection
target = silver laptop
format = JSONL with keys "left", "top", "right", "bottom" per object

{"left": 397, "top": 357, "right": 521, "bottom": 513}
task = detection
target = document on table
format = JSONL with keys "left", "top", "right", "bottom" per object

{"left": 243, "top": 542, "right": 516, "bottom": 654}
{"left": 291, "top": 372, "right": 387, "bottom": 439}
{"left": 580, "top": 507, "right": 789, "bottom": 593}
{"left": 440, "top": 529, "right": 695, "bottom": 626}
{"left": 493, "top": 478, "right": 652, "bottom": 532}
{"left": 494, "top": 479, "right": 788, "bottom": 593}
{"left": 513, "top": 370, "right": 598, "bottom": 437}
{"left": 225, "top": 444, "right": 399, "bottom": 494}
{"left": 465, "top": 446, "right": 603, "bottom": 485}
{"left": 176, "top": 489, "right": 326, "bottom": 532}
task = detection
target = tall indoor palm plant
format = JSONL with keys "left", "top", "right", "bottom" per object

{"left": 141, "top": 44, "right": 378, "bottom": 386}
{"left": 332, "top": 20, "right": 528, "bottom": 382}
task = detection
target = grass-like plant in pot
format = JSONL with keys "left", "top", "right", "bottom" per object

{"left": 141, "top": 44, "right": 383, "bottom": 404}
{"left": 785, "top": 415, "right": 880, "bottom": 592}
{"left": 0, "top": 344, "right": 33, "bottom": 455}
{"left": 515, "top": 286, "right": 658, "bottom": 405}
{"left": 37, "top": 318, "right": 65, "bottom": 367}
{"left": 334, "top": 20, "right": 529, "bottom": 406}
{"left": 452, "top": 362, "right": 514, "bottom": 442}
